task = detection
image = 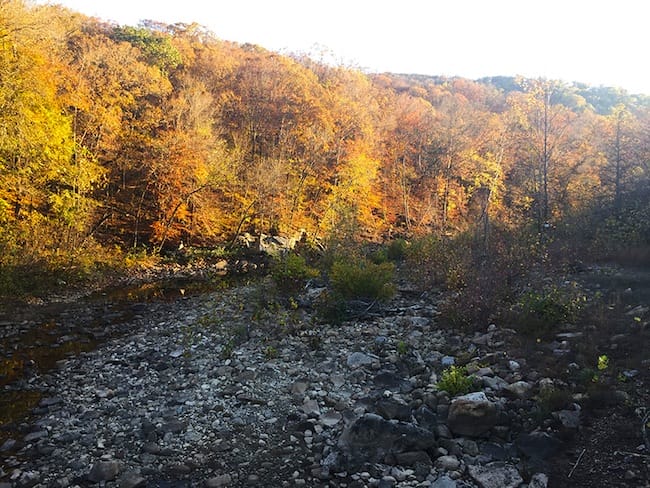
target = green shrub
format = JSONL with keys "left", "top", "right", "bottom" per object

{"left": 437, "top": 366, "right": 475, "bottom": 396}
{"left": 513, "top": 283, "right": 585, "bottom": 335}
{"left": 386, "top": 238, "right": 408, "bottom": 262}
{"left": 270, "top": 253, "right": 319, "bottom": 292}
{"left": 369, "top": 247, "right": 389, "bottom": 264}
{"left": 330, "top": 258, "right": 395, "bottom": 301}
{"left": 315, "top": 290, "right": 349, "bottom": 324}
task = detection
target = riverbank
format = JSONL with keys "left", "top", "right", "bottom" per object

{"left": 1, "top": 265, "right": 648, "bottom": 487}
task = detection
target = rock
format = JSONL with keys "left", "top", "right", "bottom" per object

{"left": 142, "top": 442, "right": 161, "bottom": 454}
{"left": 15, "top": 471, "right": 40, "bottom": 488}
{"left": 432, "top": 475, "right": 457, "bottom": 488}
{"left": 160, "top": 419, "right": 186, "bottom": 434}
{"left": 394, "top": 450, "right": 432, "bottom": 466}
{"left": 347, "top": 352, "right": 375, "bottom": 369}
{"left": 340, "top": 413, "right": 436, "bottom": 468}
{"left": 553, "top": 409, "right": 580, "bottom": 429}
{"left": 290, "top": 381, "right": 309, "bottom": 395}
{"left": 515, "top": 432, "right": 562, "bottom": 460}
{"left": 413, "top": 405, "right": 437, "bottom": 431}
{"left": 507, "top": 361, "right": 520, "bottom": 372}
{"left": 434, "top": 455, "right": 460, "bottom": 471}
{"left": 378, "top": 476, "right": 397, "bottom": 488}
{"left": 441, "top": 356, "right": 455, "bottom": 367}
{"left": 480, "top": 442, "right": 516, "bottom": 461}
{"left": 88, "top": 460, "right": 121, "bottom": 483}
{"left": 456, "top": 437, "right": 479, "bottom": 456}
{"left": 376, "top": 397, "right": 412, "bottom": 421}
{"left": 503, "top": 381, "right": 532, "bottom": 399}
{"left": 447, "top": 392, "right": 497, "bottom": 437}
{"left": 467, "top": 462, "right": 523, "bottom": 488}
{"left": 301, "top": 398, "right": 321, "bottom": 416}
{"left": 23, "top": 430, "right": 48, "bottom": 443}
{"left": 320, "top": 410, "right": 342, "bottom": 427}
{"left": 373, "top": 371, "right": 413, "bottom": 393}
{"left": 481, "top": 375, "right": 509, "bottom": 391}
{"left": 119, "top": 471, "right": 146, "bottom": 488}
{"left": 528, "top": 473, "right": 549, "bottom": 488}
{"left": 0, "top": 439, "right": 16, "bottom": 452}
{"left": 39, "top": 397, "right": 63, "bottom": 407}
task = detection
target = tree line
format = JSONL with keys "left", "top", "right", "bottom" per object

{"left": 1, "top": 1, "right": 649, "bottom": 283}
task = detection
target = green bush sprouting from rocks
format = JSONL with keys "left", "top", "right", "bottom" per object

{"left": 330, "top": 258, "right": 395, "bottom": 302}
{"left": 437, "top": 366, "right": 476, "bottom": 397}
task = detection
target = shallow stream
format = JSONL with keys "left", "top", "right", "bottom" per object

{"left": 0, "top": 276, "right": 235, "bottom": 446}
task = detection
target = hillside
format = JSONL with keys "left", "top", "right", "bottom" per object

{"left": 0, "top": 1, "right": 649, "bottom": 296}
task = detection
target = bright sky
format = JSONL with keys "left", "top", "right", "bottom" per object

{"left": 37, "top": 0, "right": 649, "bottom": 95}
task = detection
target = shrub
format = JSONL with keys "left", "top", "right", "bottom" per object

{"left": 437, "top": 366, "right": 475, "bottom": 396}
{"left": 315, "top": 290, "right": 349, "bottom": 325}
{"left": 330, "top": 258, "right": 395, "bottom": 301}
{"left": 270, "top": 253, "right": 319, "bottom": 292}
{"left": 386, "top": 238, "right": 408, "bottom": 262}
{"left": 512, "top": 282, "right": 585, "bottom": 336}
{"left": 404, "top": 234, "right": 470, "bottom": 292}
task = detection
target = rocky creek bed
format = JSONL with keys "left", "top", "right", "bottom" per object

{"left": 0, "top": 266, "right": 648, "bottom": 488}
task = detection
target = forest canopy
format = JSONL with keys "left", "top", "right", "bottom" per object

{"left": 1, "top": 0, "right": 649, "bottom": 288}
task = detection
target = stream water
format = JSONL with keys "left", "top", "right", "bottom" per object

{"left": 0, "top": 276, "right": 236, "bottom": 446}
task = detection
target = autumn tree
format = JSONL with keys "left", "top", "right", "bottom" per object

{"left": 0, "top": 1, "right": 103, "bottom": 269}
{"left": 505, "top": 79, "right": 578, "bottom": 230}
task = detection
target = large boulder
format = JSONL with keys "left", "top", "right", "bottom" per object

{"left": 467, "top": 462, "right": 523, "bottom": 488}
{"left": 447, "top": 392, "right": 497, "bottom": 437}
{"left": 337, "top": 413, "right": 436, "bottom": 468}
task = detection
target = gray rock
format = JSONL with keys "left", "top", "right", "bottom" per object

{"left": 413, "top": 405, "right": 437, "bottom": 432}
{"left": 15, "top": 471, "right": 40, "bottom": 487}
{"left": 447, "top": 392, "right": 497, "bottom": 437}
{"left": 481, "top": 375, "right": 508, "bottom": 391}
{"left": 88, "top": 460, "right": 121, "bottom": 483}
{"left": 480, "top": 442, "right": 516, "bottom": 461}
{"left": 376, "top": 397, "right": 412, "bottom": 421}
{"left": 24, "top": 430, "right": 48, "bottom": 443}
{"left": 467, "top": 462, "right": 523, "bottom": 488}
{"left": 340, "top": 413, "right": 435, "bottom": 467}
{"left": 441, "top": 356, "right": 455, "bottom": 367}
{"left": 373, "top": 371, "right": 413, "bottom": 393}
{"left": 347, "top": 352, "right": 375, "bottom": 369}
{"left": 290, "top": 381, "right": 309, "bottom": 395}
{"left": 456, "top": 438, "right": 479, "bottom": 456}
{"left": 320, "top": 410, "right": 342, "bottom": 427}
{"left": 0, "top": 438, "right": 16, "bottom": 452}
{"left": 39, "top": 397, "right": 63, "bottom": 407}
{"left": 375, "top": 336, "right": 389, "bottom": 347}
{"left": 432, "top": 476, "right": 457, "bottom": 488}
{"left": 119, "top": 471, "right": 146, "bottom": 488}
{"left": 503, "top": 381, "right": 532, "bottom": 399}
{"left": 435, "top": 455, "right": 460, "bottom": 471}
{"left": 528, "top": 473, "right": 549, "bottom": 488}
{"left": 301, "top": 398, "right": 321, "bottom": 416}
{"left": 553, "top": 409, "right": 580, "bottom": 429}
{"left": 142, "top": 442, "right": 161, "bottom": 454}
{"left": 394, "top": 450, "right": 432, "bottom": 466}
{"left": 515, "top": 432, "right": 562, "bottom": 460}
{"left": 160, "top": 419, "right": 186, "bottom": 434}
{"left": 378, "top": 476, "right": 397, "bottom": 488}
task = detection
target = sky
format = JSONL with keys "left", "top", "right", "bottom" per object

{"left": 36, "top": 0, "right": 649, "bottom": 95}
